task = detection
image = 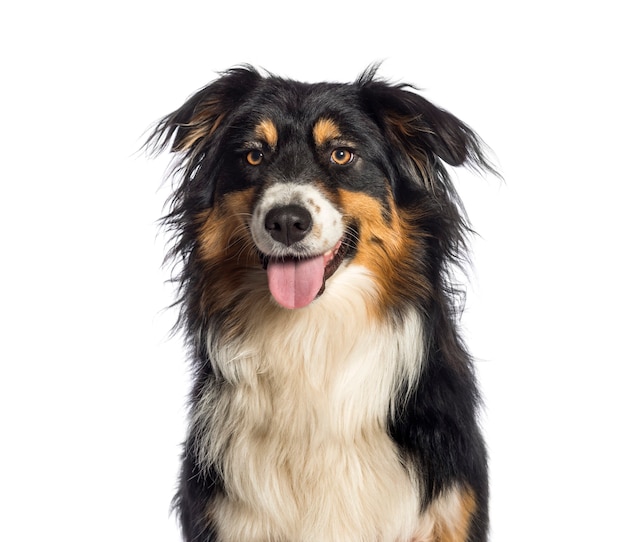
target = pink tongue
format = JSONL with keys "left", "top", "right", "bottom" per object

{"left": 267, "top": 255, "right": 325, "bottom": 309}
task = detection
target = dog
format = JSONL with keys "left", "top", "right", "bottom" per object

{"left": 149, "top": 66, "right": 493, "bottom": 541}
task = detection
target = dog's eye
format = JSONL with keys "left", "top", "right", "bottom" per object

{"left": 330, "top": 148, "right": 354, "bottom": 166}
{"left": 246, "top": 149, "right": 264, "bottom": 166}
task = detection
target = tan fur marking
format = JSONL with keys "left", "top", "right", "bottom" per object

{"left": 313, "top": 117, "right": 341, "bottom": 147}
{"left": 337, "top": 188, "right": 431, "bottom": 314}
{"left": 175, "top": 98, "right": 227, "bottom": 151}
{"left": 430, "top": 486, "right": 477, "bottom": 542}
{"left": 196, "top": 188, "right": 259, "bottom": 319}
{"left": 254, "top": 119, "right": 278, "bottom": 148}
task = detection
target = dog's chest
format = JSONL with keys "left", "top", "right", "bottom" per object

{"left": 198, "top": 271, "right": 426, "bottom": 540}
{"left": 210, "top": 367, "right": 422, "bottom": 541}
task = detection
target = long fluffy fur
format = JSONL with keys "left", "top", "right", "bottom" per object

{"left": 148, "top": 66, "right": 495, "bottom": 541}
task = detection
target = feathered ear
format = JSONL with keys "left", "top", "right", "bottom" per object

{"left": 146, "top": 66, "right": 262, "bottom": 156}
{"left": 358, "top": 70, "right": 494, "bottom": 191}
{"left": 145, "top": 66, "right": 262, "bottom": 213}
{"left": 144, "top": 65, "right": 264, "bottom": 231}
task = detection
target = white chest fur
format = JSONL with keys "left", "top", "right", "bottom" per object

{"left": 192, "top": 266, "right": 427, "bottom": 541}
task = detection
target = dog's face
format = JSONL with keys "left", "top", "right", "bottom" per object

{"left": 152, "top": 67, "right": 489, "bottom": 315}
{"left": 216, "top": 84, "right": 402, "bottom": 310}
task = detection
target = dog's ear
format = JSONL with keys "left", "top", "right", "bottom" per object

{"left": 358, "top": 72, "right": 493, "bottom": 191}
{"left": 148, "top": 66, "right": 262, "bottom": 155}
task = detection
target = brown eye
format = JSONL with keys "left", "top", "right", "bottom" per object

{"left": 246, "top": 149, "right": 264, "bottom": 166}
{"left": 330, "top": 148, "right": 354, "bottom": 166}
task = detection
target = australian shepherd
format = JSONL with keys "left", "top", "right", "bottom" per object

{"left": 149, "top": 66, "right": 493, "bottom": 541}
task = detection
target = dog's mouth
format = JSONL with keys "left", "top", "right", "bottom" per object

{"left": 260, "top": 237, "right": 349, "bottom": 309}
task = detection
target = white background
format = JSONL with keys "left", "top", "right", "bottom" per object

{"left": 1, "top": 1, "right": 624, "bottom": 540}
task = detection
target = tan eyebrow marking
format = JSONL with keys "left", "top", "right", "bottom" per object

{"left": 254, "top": 119, "right": 279, "bottom": 148}
{"left": 313, "top": 118, "right": 342, "bottom": 147}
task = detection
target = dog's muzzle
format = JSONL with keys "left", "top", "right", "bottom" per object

{"left": 251, "top": 184, "right": 347, "bottom": 310}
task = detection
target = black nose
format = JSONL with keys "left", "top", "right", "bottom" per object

{"left": 264, "top": 204, "right": 312, "bottom": 246}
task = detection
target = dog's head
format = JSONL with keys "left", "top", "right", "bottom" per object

{"left": 149, "top": 66, "right": 493, "bottom": 315}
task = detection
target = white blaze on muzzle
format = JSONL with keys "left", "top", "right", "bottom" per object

{"left": 250, "top": 183, "right": 345, "bottom": 309}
